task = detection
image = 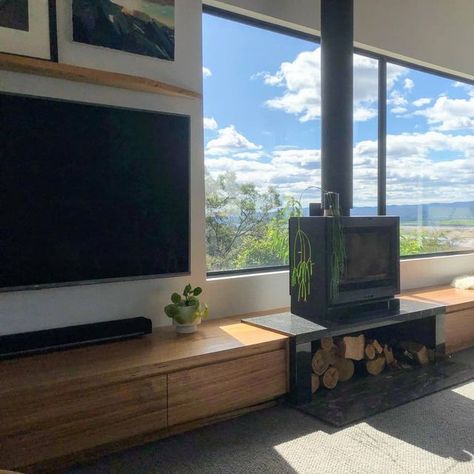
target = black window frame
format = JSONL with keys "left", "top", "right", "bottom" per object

{"left": 203, "top": 5, "right": 474, "bottom": 276}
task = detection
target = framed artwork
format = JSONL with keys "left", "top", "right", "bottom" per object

{"left": 72, "top": 0, "right": 175, "bottom": 61}
{"left": 0, "top": 0, "right": 57, "bottom": 60}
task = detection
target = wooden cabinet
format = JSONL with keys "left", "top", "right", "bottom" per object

{"left": 0, "top": 375, "right": 167, "bottom": 469}
{"left": 445, "top": 308, "right": 474, "bottom": 353}
{"left": 168, "top": 350, "right": 288, "bottom": 426}
{"left": 0, "top": 318, "right": 289, "bottom": 471}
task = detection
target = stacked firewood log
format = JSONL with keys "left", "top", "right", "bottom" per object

{"left": 311, "top": 334, "right": 431, "bottom": 393}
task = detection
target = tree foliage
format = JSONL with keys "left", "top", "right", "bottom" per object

{"left": 205, "top": 172, "right": 282, "bottom": 271}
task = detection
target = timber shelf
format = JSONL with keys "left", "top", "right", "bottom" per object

{"left": 0, "top": 53, "right": 201, "bottom": 99}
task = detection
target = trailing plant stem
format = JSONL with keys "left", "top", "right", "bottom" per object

{"left": 291, "top": 219, "right": 313, "bottom": 302}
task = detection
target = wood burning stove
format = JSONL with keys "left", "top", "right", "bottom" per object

{"left": 289, "top": 216, "right": 400, "bottom": 324}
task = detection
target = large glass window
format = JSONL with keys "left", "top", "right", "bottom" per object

{"left": 203, "top": 10, "right": 473, "bottom": 274}
{"left": 203, "top": 13, "right": 320, "bottom": 273}
{"left": 386, "top": 64, "right": 474, "bottom": 256}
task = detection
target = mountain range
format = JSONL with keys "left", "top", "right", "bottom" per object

{"left": 349, "top": 201, "right": 474, "bottom": 224}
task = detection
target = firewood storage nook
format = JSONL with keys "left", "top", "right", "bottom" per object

{"left": 244, "top": 293, "right": 474, "bottom": 427}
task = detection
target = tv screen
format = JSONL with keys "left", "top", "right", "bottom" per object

{"left": 0, "top": 93, "right": 190, "bottom": 290}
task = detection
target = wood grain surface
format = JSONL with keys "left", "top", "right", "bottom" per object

{"left": 0, "top": 53, "right": 201, "bottom": 99}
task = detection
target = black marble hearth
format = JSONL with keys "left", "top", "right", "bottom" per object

{"left": 242, "top": 298, "right": 473, "bottom": 425}
{"left": 299, "top": 350, "right": 474, "bottom": 426}
{"left": 243, "top": 299, "right": 444, "bottom": 344}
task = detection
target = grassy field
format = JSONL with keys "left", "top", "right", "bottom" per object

{"left": 400, "top": 225, "right": 474, "bottom": 256}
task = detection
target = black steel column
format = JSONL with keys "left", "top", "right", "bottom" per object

{"left": 321, "top": 0, "right": 354, "bottom": 216}
{"left": 378, "top": 58, "right": 387, "bottom": 215}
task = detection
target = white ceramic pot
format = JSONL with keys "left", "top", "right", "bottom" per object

{"left": 173, "top": 317, "right": 202, "bottom": 334}
{"left": 173, "top": 305, "right": 202, "bottom": 334}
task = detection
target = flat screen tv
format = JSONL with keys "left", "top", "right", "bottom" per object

{"left": 0, "top": 93, "right": 190, "bottom": 291}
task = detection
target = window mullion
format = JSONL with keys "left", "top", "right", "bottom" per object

{"left": 377, "top": 57, "right": 387, "bottom": 216}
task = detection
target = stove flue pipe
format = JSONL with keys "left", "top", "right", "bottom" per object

{"left": 320, "top": 0, "right": 354, "bottom": 216}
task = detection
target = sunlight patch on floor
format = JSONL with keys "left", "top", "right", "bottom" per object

{"left": 272, "top": 418, "right": 472, "bottom": 474}
{"left": 451, "top": 381, "right": 474, "bottom": 400}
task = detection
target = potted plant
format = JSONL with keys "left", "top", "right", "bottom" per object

{"left": 164, "top": 284, "right": 208, "bottom": 333}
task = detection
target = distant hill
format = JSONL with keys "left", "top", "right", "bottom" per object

{"left": 350, "top": 201, "right": 474, "bottom": 224}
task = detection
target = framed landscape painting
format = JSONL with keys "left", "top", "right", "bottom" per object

{"left": 0, "top": 0, "right": 54, "bottom": 60}
{"left": 73, "top": 0, "right": 175, "bottom": 61}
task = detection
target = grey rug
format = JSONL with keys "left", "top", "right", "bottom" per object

{"left": 69, "top": 381, "right": 474, "bottom": 474}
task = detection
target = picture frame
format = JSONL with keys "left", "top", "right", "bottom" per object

{"left": 72, "top": 0, "right": 175, "bottom": 62}
{"left": 0, "top": 0, "right": 57, "bottom": 61}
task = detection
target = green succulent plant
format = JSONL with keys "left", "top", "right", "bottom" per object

{"left": 164, "top": 284, "right": 209, "bottom": 321}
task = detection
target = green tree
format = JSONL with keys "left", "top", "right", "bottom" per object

{"left": 400, "top": 229, "right": 453, "bottom": 256}
{"left": 234, "top": 196, "right": 303, "bottom": 268}
{"left": 205, "top": 172, "right": 281, "bottom": 271}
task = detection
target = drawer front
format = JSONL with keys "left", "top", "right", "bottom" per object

{"left": 0, "top": 375, "right": 167, "bottom": 469}
{"left": 445, "top": 308, "right": 474, "bottom": 353}
{"left": 168, "top": 349, "right": 287, "bottom": 426}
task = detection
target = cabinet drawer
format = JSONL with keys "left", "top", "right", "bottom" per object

{"left": 0, "top": 375, "right": 167, "bottom": 469}
{"left": 445, "top": 308, "right": 474, "bottom": 353}
{"left": 168, "top": 349, "right": 287, "bottom": 426}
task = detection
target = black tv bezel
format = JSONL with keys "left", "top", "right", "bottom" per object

{"left": 328, "top": 216, "right": 400, "bottom": 306}
{"left": 0, "top": 92, "right": 192, "bottom": 293}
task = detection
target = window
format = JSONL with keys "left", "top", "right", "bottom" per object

{"left": 203, "top": 12, "right": 320, "bottom": 273}
{"left": 386, "top": 64, "right": 474, "bottom": 256}
{"left": 203, "top": 9, "right": 474, "bottom": 274}
{"left": 352, "top": 53, "right": 379, "bottom": 215}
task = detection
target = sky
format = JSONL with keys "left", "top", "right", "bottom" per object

{"left": 202, "top": 13, "right": 474, "bottom": 208}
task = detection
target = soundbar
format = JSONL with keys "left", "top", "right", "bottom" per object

{"left": 0, "top": 317, "right": 152, "bottom": 360}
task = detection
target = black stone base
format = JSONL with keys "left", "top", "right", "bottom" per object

{"left": 298, "top": 350, "right": 474, "bottom": 427}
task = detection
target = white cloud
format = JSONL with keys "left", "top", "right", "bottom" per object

{"left": 205, "top": 129, "right": 474, "bottom": 206}
{"left": 389, "top": 89, "right": 408, "bottom": 107}
{"left": 404, "top": 78, "right": 415, "bottom": 90}
{"left": 263, "top": 48, "right": 321, "bottom": 122}
{"left": 415, "top": 95, "right": 474, "bottom": 131}
{"left": 391, "top": 106, "right": 408, "bottom": 115}
{"left": 354, "top": 107, "right": 377, "bottom": 122}
{"left": 203, "top": 67, "right": 212, "bottom": 78}
{"left": 206, "top": 125, "right": 262, "bottom": 157}
{"left": 251, "top": 71, "right": 285, "bottom": 87}
{"left": 203, "top": 117, "right": 218, "bottom": 130}
{"left": 271, "top": 148, "right": 320, "bottom": 168}
{"left": 453, "top": 81, "right": 474, "bottom": 96}
{"left": 259, "top": 47, "right": 407, "bottom": 123}
{"left": 233, "top": 151, "right": 266, "bottom": 160}
{"left": 413, "top": 97, "right": 432, "bottom": 107}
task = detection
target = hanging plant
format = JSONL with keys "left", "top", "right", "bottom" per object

{"left": 325, "top": 193, "right": 346, "bottom": 300}
{"left": 290, "top": 217, "right": 313, "bottom": 302}
{"left": 290, "top": 187, "right": 320, "bottom": 303}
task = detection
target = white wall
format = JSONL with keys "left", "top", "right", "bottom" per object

{"left": 0, "top": 0, "right": 207, "bottom": 335}
{"left": 1, "top": 0, "right": 473, "bottom": 335}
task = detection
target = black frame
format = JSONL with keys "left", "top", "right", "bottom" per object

{"left": 203, "top": 5, "right": 474, "bottom": 276}
{"left": 48, "top": 0, "right": 58, "bottom": 62}
{"left": 0, "top": 0, "right": 58, "bottom": 62}
{"left": 0, "top": 91, "right": 192, "bottom": 293}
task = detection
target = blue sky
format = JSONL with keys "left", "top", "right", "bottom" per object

{"left": 202, "top": 13, "right": 474, "bottom": 208}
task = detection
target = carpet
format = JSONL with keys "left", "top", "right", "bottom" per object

{"left": 69, "top": 380, "right": 474, "bottom": 474}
